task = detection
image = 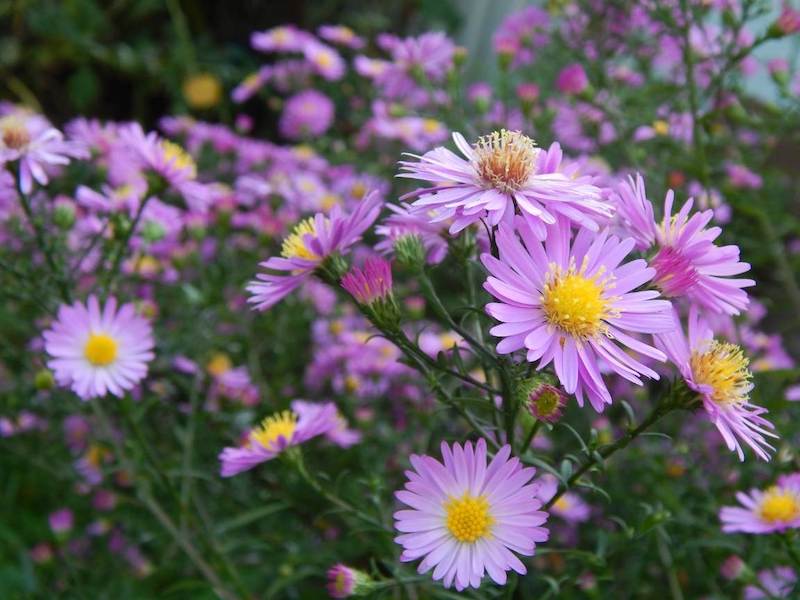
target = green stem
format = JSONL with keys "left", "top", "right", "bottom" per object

{"left": 17, "top": 183, "right": 71, "bottom": 302}
{"left": 89, "top": 398, "right": 241, "bottom": 600}
{"left": 292, "top": 451, "right": 389, "bottom": 531}
{"left": 101, "top": 196, "right": 152, "bottom": 296}
{"left": 520, "top": 420, "right": 542, "bottom": 454}
{"left": 543, "top": 399, "right": 677, "bottom": 510}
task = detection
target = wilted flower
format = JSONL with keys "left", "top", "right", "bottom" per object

{"left": 394, "top": 439, "right": 548, "bottom": 590}
{"left": 399, "top": 130, "right": 609, "bottom": 237}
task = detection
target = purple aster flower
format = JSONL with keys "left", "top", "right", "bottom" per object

{"left": 538, "top": 475, "right": 590, "bottom": 523}
{"left": 657, "top": 307, "right": 776, "bottom": 461}
{"left": 279, "top": 90, "right": 335, "bottom": 140}
{"left": 318, "top": 25, "right": 365, "bottom": 49}
{"left": 394, "top": 439, "right": 548, "bottom": 591}
{"left": 399, "top": 130, "right": 610, "bottom": 237}
{"left": 43, "top": 296, "right": 155, "bottom": 400}
{"left": 218, "top": 400, "right": 337, "bottom": 477}
{"left": 614, "top": 174, "right": 754, "bottom": 315}
{"left": 556, "top": 63, "right": 589, "bottom": 95}
{"left": 0, "top": 116, "right": 87, "bottom": 193}
{"left": 482, "top": 218, "right": 673, "bottom": 412}
{"left": 745, "top": 567, "right": 797, "bottom": 599}
{"left": 48, "top": 508, "right": 74, "bottom": 535}
{"left": 303, "top": 41, "right": 346, "bottom": 81}
{"left": 251, "top": 25, "right": 311, "bottom": 53}
{"left": 720, "top": 477, "right": 800, "bottom": 534}
{"left": 247, "top": 191, "right": 382, "bottom": 311}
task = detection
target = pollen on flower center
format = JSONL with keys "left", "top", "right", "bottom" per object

{"left": 0, "top": 117, "right": 31, "bottom": 150}
{"left": 280, "top": 218, "right": 320, "bottom": 260}
{"left": 758, "top": 487, "right": 800, "bottom": 523}
{"left": 444, "top": 494, "right": 493, "bottom": 543}
{"left": 690, "top": 341, "right": 751, "bottom": 406}
{"left": 250, "top": 410, "right": 298, "bottom": 451}
{"left": 84, "top": 333, "right": 119, "bottom": 367}
{"left": 474, "top": 129, "right": 539, "bottom": 193}
{"left": 160, "top": 140, "right": 196, "bottom": 178}
{"left": 541, "top": 263, "right": 613, "bottom": 339}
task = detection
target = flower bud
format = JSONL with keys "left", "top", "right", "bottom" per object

{"left": 34, "top": 368, "right": 55, "bottom": 391}
{"left": 53, "top": 200, "right": 76, "bottom": 230}
{"left": 394, "top": 234, "right": 426, "bottom": 273}
{"left": 326, "top": 564, "right": 376, "bottom": 598}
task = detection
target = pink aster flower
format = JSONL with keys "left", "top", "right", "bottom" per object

{"left": 399, "top": 130, "right": 609, "bottom": 237}
{"left": 394, "top": 438, "right": 549, "bottom": 591}
{"left": 482, "top": 218, "right": 673, "bottom": 412}
{"left": 49, "top": 508, "right": 74, "bottom": 535}
{"left": 0, "top": 116, "right": 87, "bottom": 193}
{"left": 43, "top": 296, "right": 155, "bottom": 400}
{"left": 218, "top": 400, "right": 337, "bottom": 477}
{"left": 556, "top": 63, "right": 589, "bottom": 95}
{"left": 657, "top": 307, "right": 776, "bottom": 461}
{"left": 614, "top": 174, "right": 754, "bottom": 315}
{"left": 279, "top": 89, "right": 335, "bottom": 140}
{"left": 318, "top": 25, "right": 365, "bottom": 50}
{"left": 720, "top": 477, "right": 800, "bottom": 534}
{"left": 341, "top": 257, "right": 393, "bottom": 305}
{"left": 247, "top": 191, "right": 382, "bottom": 311}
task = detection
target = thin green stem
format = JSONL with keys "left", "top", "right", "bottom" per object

{"left": 89, "top": 397, "right": 240, "bottom": 600}
{"left": 543, "top": 399, "right": 678, "bottom": 510}
{"left": 292, "top": 451, "right": 389, "bottom": 531}
{"left": 16, "top": 183, "right": 71, "bottom": 302}
{"left": 520, "top": 420, "right": 542, "bottom": 455}
{"left": 101, "top": 196, "right": 152, "bottom": 296}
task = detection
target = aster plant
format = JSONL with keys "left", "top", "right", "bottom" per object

{"left": 2, "top": 2, "right": 800, "bottom": 599}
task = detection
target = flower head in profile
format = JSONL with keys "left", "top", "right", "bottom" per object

{"left": 247, "top": 191, "right": 382, "bottom": 311}
{"left": 325, "top": 564, "right": 374, "bottom": 598}
{"left": 394, "top": 438, "right": 548, "bottom": 591}
{"left": 399, "top": 130, "right": 609, "bottom": 237}
{"left": 720, "top": 477, "right": 800, "bottom": 534}
{"left": 341, "top": 257, "right": 393, "bottom": 305}
{"left": 43, "top": 295, "right": 155, "bottom": 400}
{"left": 0, "top": 115, "right": 87, "bottom": 193}
{"left": 613, "top": 174, "right": 754, "bottom": 315}
{"left": 482, "top": 218, "right": 673, "bottom": 412}
{"left": 219, "top": 400, "right": 337, "bottom": 477}
{"left": 657, "top": 308, "right": 776, "bottom": 460}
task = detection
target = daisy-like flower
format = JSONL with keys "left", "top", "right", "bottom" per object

{"left": 745, "top": 567, "right": 797, "bottom": 599}
{"left": 247, "top": 191, "right": 382, "bottom": 311}
{"left": 657, "top": 307, "right": 776, "bottom": 460}
{"left": 0, "top": 116, "right": 87, "bottom": 194}
{"left": 538, "top": 476, "right": 590, "bottom": 523}
{"left": 720, "top": 478, "right": 800, "bottom": 534}
{"left": 394, "top": 438, "right": 548, "bottom": 591}
{"left": 482, "top": 218, "right": 673, "bottom": 412}
{"left": 399, "top": 130, "right": 609, "bottom": 237}
{"left": 43, "top": 296, "right": 155, "bottom": 400}
{"left": 613, "top": 174, "right": 754, "bottom": 315}
{"left": 219, "top": 400, "right": 337, "bottom": 477}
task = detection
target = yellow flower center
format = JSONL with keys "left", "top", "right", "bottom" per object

{"left": 280, "top": 218, "right": 320, "bottom": 261}
{"left": 690, "top": 341, "right": 751, "bottom": 406}
{"left": 344, "top": 374, "right": 360, "bottom": 393}
{"left": 182, "top": 73, "right": 222, "bottom": 110}
{"left": 474, "top": 129, "right": 539, "bottom": 193}
{"left": 250, "top": 410, "right": 298, "bottom": 451}
{"left": 207, "top": 353, "right": 232, "bottom": 377}
{"left": 553, "top": 496, "right": 571, "bottom": 511}
{"left": 0, "top": 117, "right": 31, "bottom": 150}
{"left": 423, "top": 119, "right": 442, "bottom": 134}
{"left": 334, "top": 571, "right": 347, "bottom": 593}
{"left": 350, "top": 182, "right": 367, "bottom": 200}
{"left": 541, "top": 262, "right": 613, "bottom": 340}
{"left": 160, "top": 140, "right": 196, "bottom": 179}
{"left": 314, "top": 50, "right": 334, "bottom": 68}
{"left": 652, "top": 120, "right": 670, "bottom": 136}
{"left": 84, "top": 333, "right": 118, "bottom": 367}
{"left": 444, "top": 494, "right": 493, "bottom": 543}
{"left": 758, "top": 487, "right": 800, "bottom": 523}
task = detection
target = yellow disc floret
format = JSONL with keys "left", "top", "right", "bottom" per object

{"left": 84, "top": 333, "right": 119, "bottom": 367}
{"left": 542, "top": 262, "right": 614, "bottom": 340}
{"left": 160, "top": 140, "right": 197, "bottom": 179}
{"left": 474, "top": 129, "right": 539, "bottom": 193}
{"left": 758, "top": 487, "right": 800, "bottom": 523}
{"left": 690, "top": 341, "right": 751, "bottom": 406}
{"left": 280, "top": 218, "right": 320, "bottom": 261}
{"left": 250, "top": 410, "right": 298, "bottom": 451}
{"left": 444, "top": 494, "right": 493, "bottom": 543}
{"left": 0, "top": 116, "right": 31, "bottom": 150}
